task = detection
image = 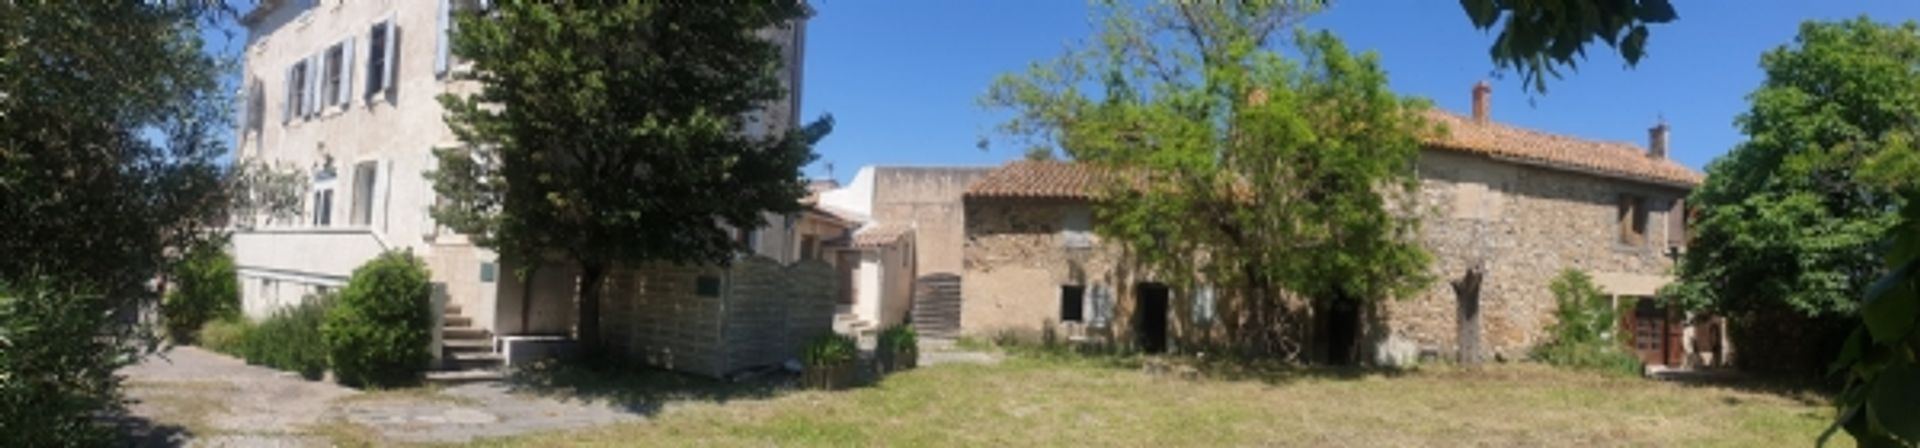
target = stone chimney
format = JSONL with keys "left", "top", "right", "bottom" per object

{"left": 1649, "top": 121, "right": 1670, "bottom": 159}
{"left": 1472, "top": 81, "right": 1491, "bottom": 124}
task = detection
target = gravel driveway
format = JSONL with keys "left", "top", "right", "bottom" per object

{"left": 122, "top": 347, "right": 638, "bottom": 446}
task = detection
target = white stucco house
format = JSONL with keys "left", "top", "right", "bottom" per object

{"left": 229, "top": 0, "right": 827, "bottom": 375}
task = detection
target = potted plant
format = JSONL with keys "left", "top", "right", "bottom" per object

{"left": 801, "top": 333, "right": 858, "bottom": 389}
{"left": 876, "top": 325, "right": 918, "bottom": 375}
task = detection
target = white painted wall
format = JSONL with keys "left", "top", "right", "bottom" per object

{"left": 819, "top": 167, "right": 875, "bottom": 220}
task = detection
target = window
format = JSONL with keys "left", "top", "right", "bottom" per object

{"left": 1059, "top": 286, "right": 1086, "bottom": 323}
{"left": 440, "top": 0, "right": 496, "bottom": 77}
{"left": 322, "top": 44, "right": 344, "bottom": 107}
{"left": 479, "top": 262, "right": 497, "bottom": 283}
{"left": 366, "top": 19, "right": 397, "bottom": 99}
{"left": 1618, "top": 194, "right": 1649, "bottom": 246}
{"left": 245, "top": 79, "right": 265, "bottom": 132}
{"left": 350, "top": 161, "right": 378, "bottom": 226}
{"left": 1667, "top": 198, "right": 1689, "bottom": 250}
{"left": 1061, "top": 206, "right": 1092, "bottom": 249}
{"left": 311, "top": 188, "right": 334, "bottom": 226}
{"left": 322, "top": 37, "right": 354, "bottom": 108}
{"left": 737, "top": 227, "right": 759, "bottom": 253}
{"left": 800, "top": 235, "right": 818, "bottom": 261}
{"left": 284, "top": 59, "right": 308, "bottom": 123}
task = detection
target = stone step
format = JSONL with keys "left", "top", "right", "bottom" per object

{"left": 442, "top": 338, "right": 493, "bottom": 353}
{"left": 443, "top": 302, "right": 463, "bottom": 315}
{"left": 425, "top": 369, "right": 504, "bottom": 385}
{"left": 444, "top": 315, "right": 473, "bottom": 327}
{"left": 443, "top": 326, "right": 489, "bottom": 340}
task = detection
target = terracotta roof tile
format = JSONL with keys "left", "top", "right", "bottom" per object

{"left": 963, "top": 161, "right": 1104, "bottom": 200}
{"left": 966, "top": 112, "right": 1706, "bottom": 199}
{"left": 1421, "top": 110, "right": 1704, "bottom": 187}
{"left": 852, "top": 223, "right": 912, "bottom": 248}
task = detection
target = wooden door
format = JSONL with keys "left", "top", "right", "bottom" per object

{"left": 1632, "top": 297, "right": 1666, "bottom": 365}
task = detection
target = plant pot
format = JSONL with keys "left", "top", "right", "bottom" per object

{"left": 804, "top": 361, "right": 853, "bottom": 390}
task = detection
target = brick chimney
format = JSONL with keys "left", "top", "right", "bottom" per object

{"left": 1472, "top": 81, "right": 1492, "bottom": 124}
{"left": 1649, "top": 121, "right": 1670, "bottom": 159}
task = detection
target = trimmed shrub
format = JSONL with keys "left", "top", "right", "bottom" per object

{"left": 801, "top": 333, "right": 859, "bottom": 389}
{"left": 1534, "top": 269, "right": 1642, "bottom": 376}
{"left": 197, "top": 318, "right": 253, "bottom": 357}
{"left": 162, "top": 240, "right": 240, "bottom": 343}
{"left": 240, "top": 296, "right": 331, "bottom": 380}
{"left": 323, "top": 251, "right": 433, "bottom": 388}
{"left": 876, "top": 325, "right": 918, "bottom": 374}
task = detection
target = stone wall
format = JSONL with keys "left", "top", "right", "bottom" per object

{"left": 597, "top": 257, "right": 836, "bottom": 377}
{"left": 1387, "top": 150, "right": 1688, "bottom": 362}
{"left": 871, "top": 167, "right": 993, "bottom": 277}
{"left": 962, "top": 149, "right": 1692, "bottom": 362}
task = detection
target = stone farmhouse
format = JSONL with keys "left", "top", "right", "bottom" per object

{"left": 229, "top": 0, "right": 844, "bottom": 378}
{"left": 956, "top": 83, "right": 1723, "bottom": 368}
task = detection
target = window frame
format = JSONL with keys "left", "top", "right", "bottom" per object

{"left": 365, "top": 18, "right": 398, "bottom": 101}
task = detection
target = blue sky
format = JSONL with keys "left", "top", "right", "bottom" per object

{"left": 799, "top": 1, "right": 1920, "bottom": 182}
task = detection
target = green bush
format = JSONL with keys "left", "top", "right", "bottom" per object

{"left": 1534, "top": 269, "right": 1642, "bottom": 376}
{"left": 197, "top": 318, "right": 253, "bottom": 357}
{"left": 240, "top": 297, "right": 331, "bottom": 380}
{"left": 0, "top": 278, "right": 131, "bottom": 447}
{"left": 802, "top": 333, "right": 858, "bottom": 367}
{"left": 162, "top": 240, "right": 240, "bottom": 343}
{"left": 323, "top": 251, "right": 434, "bottom": 388}
{"left": 876, "top": 325, "right": 918, "bottom": 374}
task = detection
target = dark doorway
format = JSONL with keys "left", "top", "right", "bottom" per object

{"left": 1135, "top": 283, "right": 1170, "bottom": 353}
{"left": 1327, "top": 297, "right": 1361, "bottom": 365}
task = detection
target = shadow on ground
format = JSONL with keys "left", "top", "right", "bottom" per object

{"left": 1653, "top": 368, "right": 1837, "bottom": 407}
{"left": 502, "top": 360, "right": 841, "bottom": 416}
{"left": 108, "top": 412, "right": 192, "bottom": 448}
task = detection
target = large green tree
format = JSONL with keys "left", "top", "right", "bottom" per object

{"left": 0, "top": 2, "right": 230, "bottom": 444}
{"left": 433, "top": 2, "right": 830, "bottom": 356}
{"left": 987, "top": 1, "right": 1434, "bottom": 360}
{"left": 1668, "top": 18, "right": 1919, "bottom": 319}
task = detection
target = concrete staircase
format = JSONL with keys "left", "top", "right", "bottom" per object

{"left": 426, "top": 302, "right": 503, "bottom": 384}
{"left": 909, "top": 274, "right": 962, "bottom": 340}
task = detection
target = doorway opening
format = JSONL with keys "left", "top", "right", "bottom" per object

{"left": 1135, "top": 283, "right": 1169, "bottom": 353}
{"left": 1326, "top": 296, "right": 1361, "bottom": 365}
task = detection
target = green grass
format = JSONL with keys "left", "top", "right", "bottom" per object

{"left": 471, "top": 355, "right": 1846, "bottom": 447}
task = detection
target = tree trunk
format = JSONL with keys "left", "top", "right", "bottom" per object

{"left": 576, "top": 261, "right": 606, "bottom": 360}
{"left": 1452, "top": 265, "right": 1485, "bottom": 364}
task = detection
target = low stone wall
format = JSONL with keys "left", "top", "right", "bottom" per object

{"left": 600, "top": 257, "right": 835, "bottom": 377}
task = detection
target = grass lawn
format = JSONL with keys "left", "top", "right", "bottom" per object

{"left": 475, "top": 353, "right": 1844, "bottom": 447}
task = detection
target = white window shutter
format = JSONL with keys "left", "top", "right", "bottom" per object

{"left": 339, "top": 38, "right": 355, "bottom": 107}
{"left": 304, "top": 55, "right": 320, "bottom": 117}
{"left": 282, "top": 66, "right": 294, "bottom": 123}
{"left": 1088, "top": 285, "right": 1113, "bottom": 328}
{"left": 382, "top": 20, "right": 398, "bottom": 96}
{"left": 435, "top": 0, "right": 450, "bottom": 77}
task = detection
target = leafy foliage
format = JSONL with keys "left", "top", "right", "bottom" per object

{"left": 0, "top": 2, "right": 231, "bottom": 444}
{"left": 1533, "top": 270, "right": 1641, "bottom": 375}
{"left": 985, "top": 1, "right": 1433, "bottom": 358}
{"left": 163, "top": 239, "right": 240, "bottom": 343}
{"left": 1669, "top": 18, "right": 1920, "bottom": 318}
{"left": 226, "top": 159, "right": 310, "bottom": 228}
{"left": 433, "top": 1, "right": 830, "bottom": 356}
{"left": 241, "top": 297, "right": 332, "bottom": 381}
{"left": 877, "top": 325, "right": 919, "bottom": 373}
{"left": 1458, "top": 0, "right": 1679, "bottom": 93}
{"left": 1823, "top": 199, "right": 1920, "bottom": 447}
{"left": 802, "top": 333, "right": 858, "bottom": 368}
{"left": 0, "top": 280, "right": 127, "bottom": 447}
{"left": 196, "top": 318, "right": 254, "bottom": 358}
{"left": 323, "top": 252, "right": 433, "bottom": 388}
